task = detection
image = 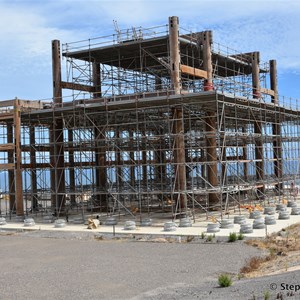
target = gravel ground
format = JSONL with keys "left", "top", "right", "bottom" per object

{"left": 0, "top": 231, "right": 299, "bottom": 300}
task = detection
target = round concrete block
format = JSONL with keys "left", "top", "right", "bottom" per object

{"left": 276, "top": 204, "right": 286, "bottom": 211}
{"left": 287, "top": 201, "right": 298, "bottom": 208}
{"left": 265, "top": 215, "right": 276, "bottom": 225}
{"left": 263, "top": 207, "right": 276, "bottom": 215}
{"left": 124, "top": 220, "right": 136, "bottom": 230}
{"left": 207, "top": 223, "right": 220, "bottom": 233}
{"left": 253, "top": 218, "right": 265, "bottom": 229}
{"left": 24, "top": 218, "right": 35, "bottom": 227}
{"left": 179, "top": 217, "right": 192, "bottom": 227}
{"left": 278, "top": 211, "right": 290, "bottom": 220}
{"left": 240, "top": 223, "right": 253, "bottom": 234}
{"left": 234, "top": 215, "right": 246, "bottom": 224}
{"left": 220, "top": 219, "right": 234, "bottom": 229}
{"left": 249, "top": 211, "right": 262, "bottom": 219}
{"left": 164, "top": 221, "right": 177, "bottom": 232}
{"left": 291, "top": 207, "right": 300, "bottom": 215}
{"left": 140, "top": 218, "right": 152, "bottom": 227}
{"left": 0, "top": 217, "right": 6, "bottom": 226}
{"left": 54, "top": 219, "right": 66, "bottom": 228}
{"left": 104, "top": 217, "right": 118, "bottom": 226}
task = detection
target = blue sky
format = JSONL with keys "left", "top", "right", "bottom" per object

{"left": 0, "top": 0, "right": 299, "bottom": 101}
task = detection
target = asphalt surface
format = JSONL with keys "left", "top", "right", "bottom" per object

{"left": 0, "top": 231, "right": 266, "bottom": 300}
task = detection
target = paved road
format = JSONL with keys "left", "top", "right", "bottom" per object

{"left": 0, "top": 231, "right": 266, "bottom": 300}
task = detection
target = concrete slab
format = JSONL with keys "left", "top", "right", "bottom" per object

{"left": 1, "top": 204, "right": 299, "bottom": 239}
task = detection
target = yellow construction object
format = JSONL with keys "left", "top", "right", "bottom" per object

{"left": 210, "top": 216, "right": 217, "bottom": 223}
{"left": 130, "top": 205, "right": 139, "bottom": 214}
{"left": 255, "top": 204, "right": 263, "bottom": 211}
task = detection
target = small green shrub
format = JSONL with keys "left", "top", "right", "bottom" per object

{"left": 238, "top": 233, "right": 244, "bottom": 240}
{"left": 201, "top": 232, "right": 206, "bottom": 239}
{"left": 206, "top": 234, "right": 213, "bottom": 242}
{"left": 263, "top": 290, "right": 270, "bottom": 300}
{"left": 228, "top": 232, "right": 238, "bottom": 242}
{"left": 218, "top": 273, "right": 232, "bottom": 287}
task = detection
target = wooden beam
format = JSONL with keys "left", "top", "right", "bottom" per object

{"left": 19, "top": 100, "right": 43, "bottom": 110}
{"left": 61, "top": 81, "right": 96, "bottom": 93}
{"left": 0, "top": 163, "right": 15, "bottom": 170}
{"left": 0, "top": 143, "right": 14, "bottom": 150}
{"left": 0, "top": 100, "right": 15, "bottom": 108}
{"left": 181, "top": 64, "right": 208, "bottom": 79}
{"left": 260, "top": 87, "right": 275, "bottom": 97}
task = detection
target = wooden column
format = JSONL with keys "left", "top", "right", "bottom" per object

{"left": 14, "top": 99, "right": 24, "bottom": 216}
{"left": 169, "top": 16, "right": 181, "bottom": 94}
{"left": 129, "top": 130, "right": 135, "bottom": 189}
{"left": 169, "top": 16, "right": 187, "bottom": 210}
{"left": 206, "top": 112, "right": 219, "bottom": 206}
{"left": 93, "top": 62, "right": 107, "bottom": 208}
{"left": 202, "top": 30, "right": 219, "bottom": 206}
{"left": 92, "top": 62, "right": 101, "bottom": 99}
{"left": 94, "top": 128, "right": 107, "bottom": 209}
{"left": 52, "top": 40, "right": 62, "bottom": 104}
{"left": 68, "top": 129, "right": 76, "bottom": 206}
{"left": 173, "top": 107, "right": 187, "bottom": 209}
{"left": 116, "top": 130, "right": 122, "bottom": 190}
{"left": 252, "top": 52, "right": 265, "bottom": 197}
{"left": 202, "top": 31, "right": 214, "bottom": 91}
{"left": 51, "top": 39, "right": 65, "bottom": 214}
{"left": 7, "top": 124, "right": 15, "bottom": 213}
{"left": 242, "top": 128, "right": 248, "bottom": 181}
{"left": 270, "top": 59, "right": 282, "bottom": 192}
{"left": 29, "top": 127, "right": 38, "bottom": 210}
{"left": 142, "top": 131, "right": 147, "bottom": 187}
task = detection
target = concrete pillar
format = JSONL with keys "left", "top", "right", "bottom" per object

{"left": 252, "top": 52, "right": 265, "bottom": 196}
{"left": 270, "top": 60, "right": 282, "bottom": 192}
{"left": 202, "top": 31, "right": 214, "bottom": 91}
{"left": 7, "top": 124, "right": 15, "bottom": 213}
{"left": 169, "top": 16, "right": 181, "bottom": 94}
{"left": 14, "top": 99, "right": 24, "bottom": 216}
{"left": 30, "top": 127, "right": 38, "bottom": 210}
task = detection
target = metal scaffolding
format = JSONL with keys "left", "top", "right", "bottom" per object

{"left": 1, "top": 16, "right": 300, "bottom": 221}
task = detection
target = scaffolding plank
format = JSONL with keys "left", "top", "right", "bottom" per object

{"left": 180, "top": 65, "right": 208, "bottom": 79}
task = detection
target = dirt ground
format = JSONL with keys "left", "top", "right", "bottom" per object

{"left": 241, "top": 223, "right": 300, "bottom": 279}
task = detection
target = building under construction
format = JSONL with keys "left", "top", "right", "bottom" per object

{"left": 1, "top": 16, "right": 300, "bottom": 220}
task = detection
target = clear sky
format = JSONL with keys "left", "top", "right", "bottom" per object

{"left": 0, "top": 0, "right": 299, "bottom": 101}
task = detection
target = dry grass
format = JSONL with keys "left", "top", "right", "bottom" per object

{"left": 240, "top": 223, "right": 300, "bottom": 276}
